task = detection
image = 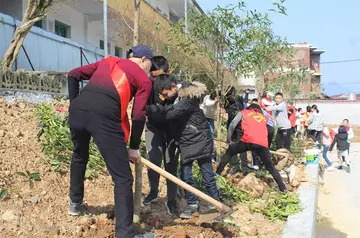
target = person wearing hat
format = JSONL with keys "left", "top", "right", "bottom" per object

{"left": 67, "top": 45, "right": 157, "bottom": 238}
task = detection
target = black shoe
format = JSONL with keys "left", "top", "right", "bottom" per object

{"left": 142, "top": 191, "right": 158, "bottom": 205}
{"left": 280, "top": 188, "right": 287, "bottom": 193}
{"left": 180, "top": 204, "right": 199, "bottom": 219}
{"left": 165, "top": 199, "right": 178, "bottom": 216}
{"left": 338, "top": 166, "right": 343, "bottom": 170}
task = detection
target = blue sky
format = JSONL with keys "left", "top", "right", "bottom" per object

{"left": 196, "top": 0, "right": 360, "bottom": 96}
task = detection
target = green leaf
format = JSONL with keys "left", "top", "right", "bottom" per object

{"left": 26, "top": 170, "right": 31, "bottom": 176}
{"left": 30, "top": 172, "right": 41, "bottom": 181}
{"left": 0, "top": 189, "right": 8, "bottom": 200}
{"left": 15, "top": 172, "right": 27, "bottom": 177}
{"left": 29, "top": 180, "right": 34, "bottom": 189}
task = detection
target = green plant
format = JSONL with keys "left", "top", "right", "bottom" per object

{"left": 15, "top": 171, "right": 41, "bottom": 189}
{"left": 0, "top": 189, "right": 8, "bottom": 200}
{"left": 250, "top": 189, "right": 301, "bottom": 221}
{"left": 35, "top": 103, "right": 105, "bottom": 178}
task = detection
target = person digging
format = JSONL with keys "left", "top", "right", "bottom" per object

{"left": 67, "top": 45, "right": 157, "bottom": 238}
{"left": 216, "top": 103, "right": 287, "bottom": 193}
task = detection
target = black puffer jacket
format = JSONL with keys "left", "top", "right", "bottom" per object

{"left": 330, "top": 126, "right": 348, "bottom": 151}
{"left": 147, "top": 81, "right": 212, "bottom": 164}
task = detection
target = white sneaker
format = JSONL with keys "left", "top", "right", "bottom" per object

{"left": 247, "top": 164, "right": 259, "bottom": 170}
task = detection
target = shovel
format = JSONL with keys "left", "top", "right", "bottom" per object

{"left": 140, "top": 157, "right": 232, "bottom": 222}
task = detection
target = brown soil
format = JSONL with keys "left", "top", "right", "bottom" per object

{"left": 0, "top": 98, "right": 284, "bottom": 238}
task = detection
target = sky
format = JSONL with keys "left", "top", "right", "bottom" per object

{"left": 195, "top": 0, "right": 360, "bottom": 96}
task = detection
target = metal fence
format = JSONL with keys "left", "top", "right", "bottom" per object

{"left": 0, "top": 12, "right": 103, "bottom": 72}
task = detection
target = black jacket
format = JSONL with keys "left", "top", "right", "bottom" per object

{"left": 330, "top": 126, "right": 348, "bottom": 151}
{"left": 147, "top": 81, "right": 212, "bottom": 164}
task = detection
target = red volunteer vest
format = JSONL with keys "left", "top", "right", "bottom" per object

{"left": 104, "top": 57, "right": 131, "bottom": 143}
{"left": 240, "top": 109, "right": 269, "bottom": 148}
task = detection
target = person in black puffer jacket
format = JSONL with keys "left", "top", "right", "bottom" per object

{"left": 147, "top": 75, "right": 219, "bottom": 219}
{"left": 330, "top": 125, "right": 349, "bottom": 170}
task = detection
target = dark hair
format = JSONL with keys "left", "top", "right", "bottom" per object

{"left": 311, "top": 104, "right": 319, "bottom": 113}
{"left": 343, "top": 119, "right": 349, "bottom": 123}
{"left": 152, "top": 56, "right": 169, "bottom": 72}
{"left": 154, "top": 74, "right": 177, "bottom": 92}
{"left": 262, "top": 91, "right": 268, "bottom": 98}
{"left": 251, "top": 98, "right": 258, "bottom": 103}
{"left": 306, "top": 106, "right": 311, "bottom": 112}
{"left": 247, "top": 103, "right": 263, "bottom": 114}
{"left": 210, "top": 91, "right": 216, "bottom": 100}
{"left": 297, "top": 108, "right": 302, "bottom": 112}
{"left": 275, "top": 92, "right": 283, "bottom": 97}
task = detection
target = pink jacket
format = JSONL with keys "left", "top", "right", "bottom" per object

{"left": 321, "top": 127, "right": 332, "bottom": 146}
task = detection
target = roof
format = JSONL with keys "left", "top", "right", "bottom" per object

{"left": 191, "top": 0, "right": 205, "bottom": 15}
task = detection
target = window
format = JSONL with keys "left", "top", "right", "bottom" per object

{"left": 115, "top": 46, "right": 123, "bottom": 58}
{"left": 163, "top": 13, "right": 168, "bottom": 19}
{"left": 55, "top": 20, "right": 70, "bottom": 38}
{"left": 156, "top": 6, "right": 162, "bottom": 13}
{"left": 34, "top": 20, "right": 43, "bottom": 29}
{"left": 169, "top": 11, "right": 179, "bottom": 24}
{"left": 100, "top": 40, "right": 111, "bottom": 54}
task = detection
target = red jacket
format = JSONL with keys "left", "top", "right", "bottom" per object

{"left": 288, "top": 105, "right": 296, "bottom": 128}
{"left": 241, "top": 109, "right": 269, "bottom": 148}
{"left": 68, "top": 57, "right": 152, "bottom": 149}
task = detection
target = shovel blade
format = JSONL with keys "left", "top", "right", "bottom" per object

{"left": 198, "top": 211, "right": 221, "bottom": 223}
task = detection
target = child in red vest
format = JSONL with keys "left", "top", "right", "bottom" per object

{"left": 216, "top": 104, "right": 286, "bottom": 192}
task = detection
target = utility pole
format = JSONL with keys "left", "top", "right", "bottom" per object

{"left": 103, "top": 0, "right": 108, "bottom": 57}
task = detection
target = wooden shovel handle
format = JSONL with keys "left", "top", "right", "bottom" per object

{"left": 140, "top": 157, "right": 231, "bottom": 213}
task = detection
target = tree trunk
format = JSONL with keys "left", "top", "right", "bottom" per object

{"left": 133, "top": 0, "right": 142, "bottom": 224}
{"left": 1, "top": 0, "right": 52, "bottom": 71}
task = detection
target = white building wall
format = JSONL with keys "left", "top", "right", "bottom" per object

{"left": 0, "top": 12, "right": 104, "bottom": 72}
{"left": 294, "top": 101, "right": 360, "bottom": 125}
{"left": 0, "top": 0, "right": 24, "bottom": 20}
{"left": 46, "top": 2, "right": 86, "bottom": 45}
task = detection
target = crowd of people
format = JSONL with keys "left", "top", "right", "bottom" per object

{"left": 65, "top": 45, "right": 354, "bottom": 238}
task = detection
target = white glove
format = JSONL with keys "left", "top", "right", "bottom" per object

{"left": 128, "top": 149, "right": 141, "bottom": 164}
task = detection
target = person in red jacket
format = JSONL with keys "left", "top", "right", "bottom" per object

{"left": 67, "top": 45, "right": 156, "bottom": 238}
{"left": 288, "top": 103, "right": 297, "bottom": 133}
{"left": 216, "top": 104, "right": 286, "bottom": 192}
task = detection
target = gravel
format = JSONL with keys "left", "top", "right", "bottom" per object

{"left": 0, "top": 90, "right": 58, "bottom": 104}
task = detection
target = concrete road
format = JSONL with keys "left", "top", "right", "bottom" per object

{"left": 318, "top": 143, "right": 360, "bottom": 238}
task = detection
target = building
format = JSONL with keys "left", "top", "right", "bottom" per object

{"left": 291, "top": 42, "right": 325, "bottom": 97}
{"left": 237, "top": 42, "right": 325, "bottom": 99}
{"left": 0, "top": 0, "right": 204, "bottom": 72}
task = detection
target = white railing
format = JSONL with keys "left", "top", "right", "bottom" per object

{"left": 0, "top": 12, "right": 104, "bottom": 72}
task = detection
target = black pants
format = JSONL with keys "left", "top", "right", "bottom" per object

{"left": 68, "top": 109, "right": 134, "bottom": 238}
{"left": 308, "top": 130, "right": 322, "bottom": 143}
{"left": 267, "top": 125, "right": 275, "bottom": 148}
{"left": 216, "top": 141, "right": 286, "bottom": 191}
{"left": 275, "top": 128, "right": 292, "bottom": 151}
{"left": 145, "top": 124, "right": 179, "bottom": 201}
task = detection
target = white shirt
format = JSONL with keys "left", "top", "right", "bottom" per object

{"left": 201, "top": 95, "right": 217, "bottom": 119}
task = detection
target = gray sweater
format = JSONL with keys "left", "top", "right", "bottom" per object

{"left": 269, "top": 101, "right": 291, "bottom": 130}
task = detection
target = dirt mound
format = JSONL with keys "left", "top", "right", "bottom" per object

{"left": 0, "top": 99, "right": 284, "bottom": 237}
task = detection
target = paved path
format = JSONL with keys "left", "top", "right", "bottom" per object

{"left": 317, "top": 143, "right": 360, "bottom": 238}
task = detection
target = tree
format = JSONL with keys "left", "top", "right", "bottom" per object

{"left": 1, "top": 0, "right": 53, "bottom": 71}
{"left": 132, "top": 0, "right": 142, "bottom": 224}
{"left": 177, "top": 1, "right": 307, "bottom": 157}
